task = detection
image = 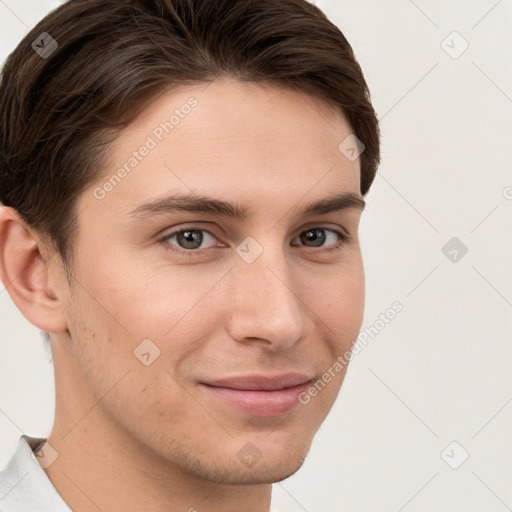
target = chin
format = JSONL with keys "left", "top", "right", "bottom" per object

{"left": 179, "top": 439, "right": 311, "bottom": 486}
{"left": 198, "top": 453, "right": 308, "bottom": 486}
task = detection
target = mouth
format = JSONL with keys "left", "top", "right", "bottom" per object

{"left": 198, "top": 373, "right": 314, "bottom": 417}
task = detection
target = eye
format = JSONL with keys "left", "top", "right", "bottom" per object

{"left": 162, "top": 228, "right": 219, "bottom": 253}
{"left": 291, "top": 227, "right": 348, "bottom": 249}
{"left": 159, "top": 225, "right": 351, "bottom": 258}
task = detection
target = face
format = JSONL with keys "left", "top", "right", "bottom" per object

{"left": 58, "top": 78, "right": 365, "bottom": 484}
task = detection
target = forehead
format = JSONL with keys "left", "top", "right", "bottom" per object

{"left": 82, "top": 78, "right": 361, "bottom": 218}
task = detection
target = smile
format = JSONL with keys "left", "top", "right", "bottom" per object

{"left": 198, "top": 373, "right": 313, "bottom": 417}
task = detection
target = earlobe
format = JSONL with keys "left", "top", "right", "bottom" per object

{"left": 0, "top": 206, "right": 68, "bottom": 333}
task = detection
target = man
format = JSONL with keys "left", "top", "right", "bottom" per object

{"left": 0, "top": 0, "right": 380, "bottom": 510}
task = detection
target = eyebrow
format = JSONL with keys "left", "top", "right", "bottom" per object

{"left": 127, "top": 191, "right": 365, "bottom": 220}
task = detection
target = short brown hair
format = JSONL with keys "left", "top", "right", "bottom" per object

{"left": 0, "top": 0, "right": 380, "bottom": 273}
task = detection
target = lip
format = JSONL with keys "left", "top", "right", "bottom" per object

{"left": 198, "top": 373, "right": 313, "bottom": 417}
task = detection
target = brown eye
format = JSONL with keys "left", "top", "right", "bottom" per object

{"left": 300, "top": 228, "right": 327, "bottom": 247}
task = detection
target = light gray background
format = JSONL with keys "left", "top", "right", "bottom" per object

{"left": 1, "top": 1, "right": 511, "bottom": 511}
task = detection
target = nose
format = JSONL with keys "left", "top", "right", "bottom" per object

{"left": 225, "top": 246, "right": 310, "bottom": 351}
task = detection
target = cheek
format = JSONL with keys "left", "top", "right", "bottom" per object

{"left": 67, "top": 256, "right": 227, "bottom": 387}
{"left": 76, "top": 245, "right": 215, "bottom": 331}
{"left": 309, "top": 259, "right": 365, "bottom": 352}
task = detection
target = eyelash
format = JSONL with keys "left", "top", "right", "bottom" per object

{"left": 159, "top": 226, "right": 352, "bottom": 257}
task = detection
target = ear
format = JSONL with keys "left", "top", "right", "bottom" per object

{"left": 0, "top": 206, "right": 68, "bottom": 333}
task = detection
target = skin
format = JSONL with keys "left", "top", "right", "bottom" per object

{"left": 0, "top": 78, "right": 365, "bottom": 512}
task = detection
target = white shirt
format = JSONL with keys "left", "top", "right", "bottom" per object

{"left": 0, "top": 435, "right": 71, "bottom": 511}
{"left": 0, "top": 435, "right": 281, "bottom": 512}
